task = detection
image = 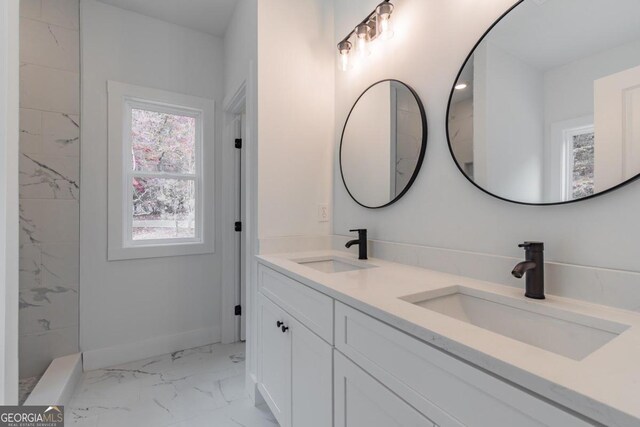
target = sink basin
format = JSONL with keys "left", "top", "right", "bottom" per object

{"left": 293, "top": 256, "right": 376, "bottom": 274}
{"left": 401, "top": 286, "right": 629, "bottom": 360}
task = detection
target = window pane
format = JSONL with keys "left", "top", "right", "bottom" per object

{"left": 572, "top": 132, "right": 595, "bottom": 199}
{"left": 132, "top": 177, "right": 196, "bottom": 240}
{"left": 131, "top": 108, "right": 196, "bottom": 174}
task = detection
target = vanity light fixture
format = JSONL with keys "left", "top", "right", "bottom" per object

{"left": 337, "top": 1, "right": 395, "bottom": 71}
{"left": 454, "top": 82, "right": 469, "bottom": 90}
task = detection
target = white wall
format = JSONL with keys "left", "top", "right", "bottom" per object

{"left": 257, "top": 0, "right": 335, "bottom": 238}
{"left": 224, "top": 0, "right": 257, "bottom": 100}
{"left": 341, "top": 81, "right": 391, "bottom": 207}
{"left": 474, "top": 42, "right": 544, "bottom": 203}
{"left": 246, "top": 0, "right": 335, "bottom": 400}
{"left": 0, "top": 0, "right": 19, "bottom": 405}
{"left": 334, "top": 0, "right": 640, "bottom": 274}
{"left": 80, "top": 0, "right": 225, "bottom": 368}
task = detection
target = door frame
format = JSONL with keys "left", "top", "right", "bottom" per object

{"left": 0, "top": 0, "right": 20, "bottom": 405}
{"left": 221, "top": 74, "right": 257, "bottom": 346}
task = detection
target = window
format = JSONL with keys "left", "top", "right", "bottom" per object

{"left": 108, "top": 82, "right": 214, "bottom": 260}
{"left": 563, "top": 125, "right": 595, "bottom": 201}
{"left": 129, "top": 106, "right": 198, "bottom": 241}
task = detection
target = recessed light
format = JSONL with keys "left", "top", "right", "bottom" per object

{"left": 455, "top": 82, "right": 468, "bottom": 91}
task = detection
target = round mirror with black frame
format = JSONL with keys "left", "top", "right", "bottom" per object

{"left": 447, "top": 0, "right": 640, "bottom": 206}
{"left": 340, "top": 79, "right": 427, "bottom": 209}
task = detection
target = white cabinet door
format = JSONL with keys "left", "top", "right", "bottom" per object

{"left": 258, "top": 292, "right": 333, "bottom": 427}
{"left": 257, "top": 294, "right": 291, "bottom": 427}
{"left": 334, "top": 351, "right": 436, "bottom": 427}
{"left": 291, "top": 316, "right": 332, "bottom": 427}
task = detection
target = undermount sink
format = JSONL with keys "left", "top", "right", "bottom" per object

{"left": 293, "top": 256, "right": 376, "bottom": 274}
{"left": 401, "top": 286, "right": 629, "bottom": 361}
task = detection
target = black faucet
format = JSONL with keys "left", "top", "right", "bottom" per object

{"left": 512, "top": 242, "right": 545, "bottom": 300}
{"left": 345, "top": 229, "right": 368, "bottom": 260}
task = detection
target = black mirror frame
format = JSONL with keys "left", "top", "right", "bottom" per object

{"left": 339, "top": 79, "right": 428, "bottom": 209}
{"left": 445, "top": 0, "right": 640, "bottom": 206}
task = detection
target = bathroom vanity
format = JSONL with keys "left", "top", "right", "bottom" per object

{"left": 254, "top": 252, "right": 640, "bottom": 427}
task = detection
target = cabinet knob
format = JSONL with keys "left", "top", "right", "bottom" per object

{"left": 281, "top": 325, "right": 289, "bottom": 333}
{"left": 276, "top": 321, "right": 284, "bottom": 328}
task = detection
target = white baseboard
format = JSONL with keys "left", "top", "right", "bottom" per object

{"left": 82, "top": 326, "right": 220, "bottom": 371}
{"left": 25, "top": 353, "right": 82, "bottom": 406}
{"left": 247, "top": 372, "right": 263, "bottom": 406}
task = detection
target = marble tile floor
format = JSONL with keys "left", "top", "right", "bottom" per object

{"left": 67, "top": 342, "right": 278, "bottom": 427}
{"left": 19, "top": 375, "right": 42, "bottom": 405}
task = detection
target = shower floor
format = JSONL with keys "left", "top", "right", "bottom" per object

{"left": 19, "top": 375, "right": 42, "bottom": 405}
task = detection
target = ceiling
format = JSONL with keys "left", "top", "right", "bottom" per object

{"left": 97, "top": 0, "right": 238, "bottom": 37}
{"left": 487, "top": 0, "right": 640, "bottom": 71}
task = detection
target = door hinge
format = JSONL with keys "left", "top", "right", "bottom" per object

{"left": 235, "top": 138, "right": 242, "bottom": 149}
{"left": 235, "top": 221, "right": 242, "bottom": 232}
{"left": 234, "top": 305, "right": 242, "bottom": 316}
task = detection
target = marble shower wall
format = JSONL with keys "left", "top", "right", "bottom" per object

{"left": 18, "top": 0, "right": 80, "bottom": 379}
{"left": 395, "top": 84, "right": 423, "bottom": 194}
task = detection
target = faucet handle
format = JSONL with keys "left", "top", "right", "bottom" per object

{"left": 518, "top": 242, "right": 544, "bottom": 251}
{"left": 349, "top": 228, "right": 367, "bottom": 233}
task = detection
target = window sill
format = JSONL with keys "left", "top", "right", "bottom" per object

{"left": 108, "top": 240, "right": 214, "bottom": 261}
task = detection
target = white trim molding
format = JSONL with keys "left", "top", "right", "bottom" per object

{"left": 244, "top": 61, "right": 260, "bottom": 404}
{"left": 24, "top": 353, "right": 82, "bottom": 406}
{"left": 221, "top": 81, "right": 247, "bottom": 344}
{"left": 107, "top": 81, "right": 215, "bottom": 260}
{"left": 0, "top": 0, "right": 19, "bottom": 405}
{"left": 546, "top": 115, "right": 594, "bottom": 203}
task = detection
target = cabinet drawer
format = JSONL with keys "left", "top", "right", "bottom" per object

{"left": 258, "top": 264, "right": 334, "bottom": 343}
{"left": 335, "top": 350, "right": 436, "bottom": 427}
{"left": 335, "top": 302, "right": 591, "bottom": 427}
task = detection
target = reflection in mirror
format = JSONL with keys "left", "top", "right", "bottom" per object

{"left": 341, "top": 80, "right": 427, "bottom": 208}
{"left": 448, "top": 0, "right": 640, "bottom": 205}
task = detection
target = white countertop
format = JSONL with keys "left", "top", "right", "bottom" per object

{"left": 257, "top": 250, "right": 640, "bottom": 427}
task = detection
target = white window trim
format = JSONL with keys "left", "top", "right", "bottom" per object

{"left": 107, "top": 81, "right": 215, "bottom": 260}
{"left": 547, "top": 115, "right": 593, "bottom": 202}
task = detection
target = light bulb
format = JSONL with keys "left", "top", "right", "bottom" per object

{"left": 455, "top": 82, "right": 469, "bottom": 91}
{"left": 340, "top": 51, "right": 350, "bottom": 71}
{"left": 338, "top": 40, "right": 352, "bottom": 71}
{"left": 355, "top": 23, "right": 371, "bottom": 59}
{"left": 380, "top": 17, "right": 393, "bottom": 38}
{"left": 357, "top": 37, "right": 368, "bottom": 58}
{"left": 376, "top": 2, "right": 394, "bottom": 40}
